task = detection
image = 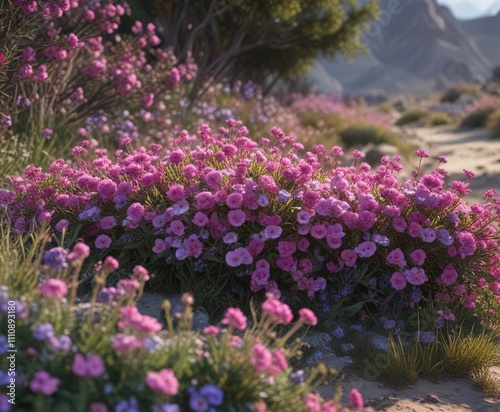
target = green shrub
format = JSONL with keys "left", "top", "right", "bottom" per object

{"left": 395, "top": 109, "right": 428, "bottom": 126}
{"left": 461, "top": 108, "right": 496, "bottom": 129}
{"left": 440, "top": 85, "right": 481, "bottom": 103}
{"left": 338, "top": 123, "right": 412, "bottom": 157}
{"left": 427, "top": 112, "right": 453, "bottom": 126}
{"left": 487, "top": 108, "right": 500, "bottom": 138}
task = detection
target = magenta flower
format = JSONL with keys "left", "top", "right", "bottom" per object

{"left": 263, "top": 225, "right": 282, "bottom": 239}
{"left": 228, "top": 209, "right": 246, "bottom": 227}
{"left": 72, "top": 354, "right": 105, "bottom": 378}
{"left": 145, "top": 369, "right": 179, "bottom": 396}
{"left": 390, "top": 272, "right": 407, "bottom": 291}
{"left": 67, "top": 242, "right": 90, "bottom": 261}
{"left": 222, "top": 307, "right": 247, "bottom": 330}
{"left": 404, "top": 267, "right": 428, "bottom": 286}
{"left": 251, "top": 343, "right": 272, "bottom": 372}
{"left": 95, "top": 234, "right": 112, "bottom": 249}
{"left": 29, "top": 371, "right": 60, "bottom": 396}
{"left": 39, "top": 279, "right": 68, "bottom": 299}
{"left": 298, "top": 308, "right": 317, "bottom": 326}
{"left": 349, "top": 388, "right": 364, "bottom": 409}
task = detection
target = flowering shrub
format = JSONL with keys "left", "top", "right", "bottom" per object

{"left": 2, "top": 120, "right": 500, "bottom": 325}
{"left": 0, "top": 237, "right": 363, "bottom": 411}
{"left": 0, "top": 0, "right": 195, "bottom": 174}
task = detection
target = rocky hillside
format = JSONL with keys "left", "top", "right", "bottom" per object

{"left": 460, "top": 12, "right": 500, "bottom": 66}
{"left": 312, "top": 0, "right": 495, "bottom": 96}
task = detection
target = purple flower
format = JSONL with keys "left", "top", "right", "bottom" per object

{"left": 0, "top": 336, "right": 8, "bottom": 355}
{"left": 414, "top": 331, "right": 435, "bottom": 344}
{"left": 33, "top": 323, "right": 54, "bottom": 341}
{"left": 42, "top": 247, "right": 69, "bottom": 270}
{"left": 332, "top": 326, "right": 344, "bottom": 339}
{"left": 151, "top": 404, "right": 180, "bottom": 412}
{"left": 290, "top": 370, "right": 307, "bottom": 384}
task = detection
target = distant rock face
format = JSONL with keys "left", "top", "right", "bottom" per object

{"left": 311, "top": 0, "right": 494, "bottom": 96}
{"left": 460, "top": 13, "right": 500, "bottom": 66}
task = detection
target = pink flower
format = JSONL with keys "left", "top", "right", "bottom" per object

{"left": 349, "top": 388, "right": 364, "bottom": 409}
{"left": 95, "top": 234, "right": 112, "bottom": 249}
{"left": 68, "top": 242, "right": 90, "bottom": 261}
{"left": 89, "top": 403, "right": 108, "bottom": 412}
{"left": 192, "top": 211, "right": 209, "bottom": 227}
{"left": 112, "top": 334, "right": 143, "bottom": 352}
{"left": 354, "top": 241, "right": 377, "bottom": 258}
{"left": 228, "top": 209, "right": 246, "bottom": 227}
{"left": 170, "top": 220, "right": 185, "bottom": 236}
{"left": 410, "top": 249, "right": 426, "bottom": 265}
{"left": 132, "top": 265, "right": 149, "bottom": 281}
{"left": 127, "top": 203, "right": 145, "bottom": 220}
{"left": 39, "top": 279, "right": 68, "bottom": 299}
{"left": 390, "top": 272, "right": 407, "bottom": 291}
{"left": 262, "top": 294, "right": 293, "bottom": 324}
{"left": 100, "top": 216, "right": 116, "bottom": 230}
{"left": 97, "top": 179, "right": 117, "bottom": 200}
{"left": 298, "top": 308, "right": 317, "bottom": 326}
{"left": 72, "top": 353, "right": 105, "bottom": 377}
{"left": 226, "top": 193, "right": 243, "bottom": 209}
{"left": 103, "top": 256, "right": 119, "bottom": 271}
{"left": 386, "top": 248, "right": 406, "bottom": 267}
{"left": 203, "top": 325, "right": 220, "bottom": 335}
{"left": 310, "top": 223, "right": 327, "bottom": 239}
{"left": 30, "top": 371, "right": 60, "bottom": 396}
{"left": 145, "top": 369, "right": 179, "bottom": 395}
{"left": 440, "top": 264, "right": 458, "bottom": 286}
{"left": 340, "top": 249, "right": 357, "bottom": 267}
{"left": 404, "top": 267, "right": 428, "bottom": 286}
{"left": 222, "top": 307, "right": 247, "bottom": 330}
{"left": 251, "top": 343, "right": 272, "bottom": 372}
{"left": 167, "top": 184, "right": 185, "bottom": 202}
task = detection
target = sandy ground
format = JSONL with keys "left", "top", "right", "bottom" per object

{"left": 321, "top": 366, "right": 500, "bottom": 411}
{"left": 400, "top": 125, "right": 500, "bottom": 203}
{"left": 323, "top": 125, "right": 500, "bottom": 411}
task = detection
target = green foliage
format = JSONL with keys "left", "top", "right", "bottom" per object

{"left": 440, "top": 84, "right": 481, "bottom": 103}
{"left": 439, "top": 329, "right": 500, "bottom": 377}
{"left": 461, "top": 108, "right": 495, "bottom": 129}
{"left": 427, "top": 112, "right": 453, "bottom": 127}
{"left": 487, "top": 108, "right": 500, "bottom": 138}
{"left": 395, "top": 109, "right": 429, "bottom": 126}
{"left": 140, "top": 0, "right": 378, "bottom": 95}
{"left": 338, "top": 123, "right": 411, "bottom": 155}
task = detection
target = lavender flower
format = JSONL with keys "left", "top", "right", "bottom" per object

{"left": 33, "top": 323, "right": 54, "bottom": 341}
{"left": 42, "top": 247, "right": 69, "bottom": 270}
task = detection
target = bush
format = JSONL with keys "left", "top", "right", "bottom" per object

{"left": 487, "top": 108, "right": 500, "bottom": 138}
{"left": 338, "top": 123, "right": 413, "bottom": 157}
{"left": 395, "top": 109, "right": 429, "bottom": 126}
{"left": 461, "top": 109, "right": 496, "bottom": 129}
{"left": 440, "top": 85, "right": 481, "bottom": 103}
{"left": 3, "top": 123, "right": 500, "bottom": 328}
{"left": 0, "top": 228, "right": 365, "bottom": 411}
{"left": 427, "top": 112, "right": 453, "bottom": 127}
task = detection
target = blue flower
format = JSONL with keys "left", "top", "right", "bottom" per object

{"left": 199, "top": 384, "right": 223, "bottom": 406}
{"left": 189, "top": 391, "right": 210, "bottom": 412}
{"left": 115, "top": 397, "right": 139, "bottom": 412}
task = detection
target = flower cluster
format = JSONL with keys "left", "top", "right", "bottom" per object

{"left": 3, "top": 120, "right": 499, "bottom": 324}
{"left": 0, "top": 242, "right": 363, "bottom": 412}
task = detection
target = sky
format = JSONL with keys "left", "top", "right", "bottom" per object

{"left": 437, "top": 0, "right": 500, "bottom": 19}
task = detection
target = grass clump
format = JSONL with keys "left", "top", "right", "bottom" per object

{"left": 339, "top": 123, "right": 412, "bottom": 156}
{"left": 427, "top": 112, "right": 453, "bottom": 127}
{"left": 395, "top": 109, "right": 428, "bottom": 126}
{"left": 461, "top": 108, "right": 496, "bottom": 129}
{"left": 487, "top": 108, "right": 500, "bottom": 138}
